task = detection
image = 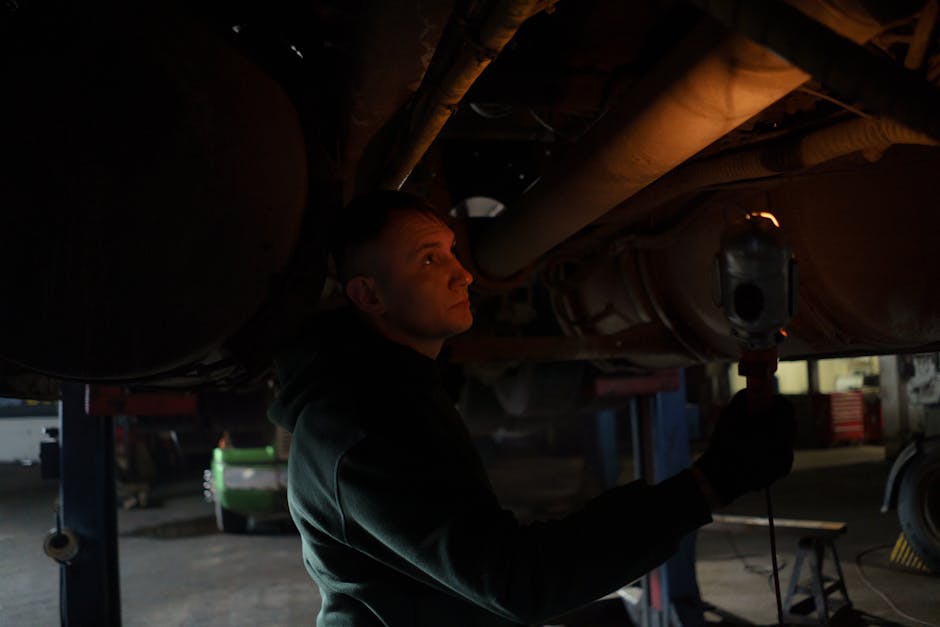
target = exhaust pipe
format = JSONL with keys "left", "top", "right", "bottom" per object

{"left": 470, "top": 1, "right": 896, "bottom": 280}
{"left": 381, "top": 0, "right": 553, "bottom": 189}
{"left": 590, "top": 116, "right": 938, "bottom": 236}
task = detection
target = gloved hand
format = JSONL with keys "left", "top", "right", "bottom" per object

{"left": 693, "top": 390, "right": 796, "bottom": 507}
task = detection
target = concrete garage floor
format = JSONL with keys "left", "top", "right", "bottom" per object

{"left": 1, "top": 446, "right": 938, "bottom": 626}
{"left": 697, "top": 447, "right": 940, "bottom": 627}
{"left": 0, "top": 466, "right": 321, "bottom": 626}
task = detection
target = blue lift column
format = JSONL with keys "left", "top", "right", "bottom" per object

{"left": 652, "top": 370, "right": 704, "bottom": 627}
{"left": 58, "top": 382, "right": 122, "bottom": 626}
{"left": 593, "top": 409, "right": 621, "bottom": 491}
{"left": 625, "top": 369, "right": 705, "bottom": 627}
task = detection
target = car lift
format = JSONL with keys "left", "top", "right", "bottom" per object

{"left": 44, "top": 382, "right": 123, "bottom": 626}
{"left": 594, "top": 369, "right": 706, "bottom": 627}
{"left": 43, "top": 384, "right": 200, "bottom": 626}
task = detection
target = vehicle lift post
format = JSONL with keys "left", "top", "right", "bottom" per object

{"left": 597, "top": 369, "right": 705, "bottom": 627}
{"left": 47, "top": 384, "right": 202, "bottom": 625}
{"left": 631, "top": 370, "right": 705, "bottom": 627}
{"left": 56, "top": 381, "right": 122, "bottom": 626}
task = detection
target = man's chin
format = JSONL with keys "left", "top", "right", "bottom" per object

{"left": 446, "top": 313, "right": 473, "bottom": 336}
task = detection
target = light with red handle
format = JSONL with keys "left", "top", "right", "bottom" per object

{"left": 716, "top": 212, "right": 797, "bottom": 625}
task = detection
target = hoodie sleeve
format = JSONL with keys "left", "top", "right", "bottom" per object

{"left": 335, "top": 431, "right": 712, "bottom": 625}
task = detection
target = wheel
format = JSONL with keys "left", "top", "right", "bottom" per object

{"left": 897, "top": 442, "right": 940, "bottom": 573}
{"left": 214, "top": 500, "right": 249, "bottom": 534}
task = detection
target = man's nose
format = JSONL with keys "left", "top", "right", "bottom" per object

{"left": 451, "top": 258, "right": 473, "bottom": 288}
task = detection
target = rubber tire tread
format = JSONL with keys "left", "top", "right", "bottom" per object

{"left": 897, "top": 441, "right": 940, "bottom": 573}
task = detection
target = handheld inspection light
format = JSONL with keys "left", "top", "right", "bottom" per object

{"left": 715, "top": 211, "right": 797, "bottom": 624}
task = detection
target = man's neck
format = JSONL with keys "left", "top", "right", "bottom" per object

{"left": 364, "top": 314, "right": 443, "bottom": 360}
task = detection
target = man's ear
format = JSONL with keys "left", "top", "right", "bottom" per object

{"left": 345, "top": 276, "right": 385, "bottom": 315}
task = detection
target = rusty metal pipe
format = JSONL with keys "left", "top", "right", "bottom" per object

{"left": 446, "top": 323, "right": 690, "bottom": 365}
{"left": 342, "top": 0, "right": 455, "bottom": 199}
{"left": 695, "top": 0, "right": 940, "bottom": 141}
{"left": 904, "top": 0, "right": 939, "bottom": 70}
{"left": 471, "top": 1, "right": 889, "bottom": 279}
{"left": 381, "top": 0, "right": 550, "bottom": 189}
{"left": 594, "top": 116, "right": 938, "bottom": 230}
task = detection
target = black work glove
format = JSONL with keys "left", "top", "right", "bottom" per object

{"left": 694, "top": 390, "right": 796, "bottom": 507}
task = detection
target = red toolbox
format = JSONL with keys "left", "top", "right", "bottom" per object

{"left": 815, "top": 392, "right": 866, "bottom": 445}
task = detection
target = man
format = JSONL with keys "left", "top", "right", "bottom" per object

{"left": 269, "top": 190, "right": 795, "bottom": 626}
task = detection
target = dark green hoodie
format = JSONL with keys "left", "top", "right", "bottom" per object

{"left": 269, "top": 308, "right": 712, "bottom": 626}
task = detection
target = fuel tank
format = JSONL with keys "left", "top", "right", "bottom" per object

{"left": 0, "top": 5, "right": 309, "bottom": 379}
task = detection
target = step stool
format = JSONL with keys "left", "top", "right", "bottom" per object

{"left": 783, "top": 534, "right": 851, "bottom": 625}
{"left": 709, "top": 515, "right": 851, "bottom": 626}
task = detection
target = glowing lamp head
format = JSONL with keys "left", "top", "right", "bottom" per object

{"left": 715, "top": 213, "right": 797, "bottom": 349}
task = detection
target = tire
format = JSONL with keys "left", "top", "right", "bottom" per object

{"left": 214, "top": 500, "right": 249, "bottom": 534}
{"left": 897, "top": 442, "right": 940, "bottom": 573}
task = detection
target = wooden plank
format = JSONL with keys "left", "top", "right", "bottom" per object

{"left": 709, "top": 514, "right": 847, "bottom": 535}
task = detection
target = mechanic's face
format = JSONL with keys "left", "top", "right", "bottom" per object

{"left": 352, "top": 211, "right": 473, "bottom": 354}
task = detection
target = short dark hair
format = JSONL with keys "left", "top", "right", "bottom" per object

{"left": 330, "top": 190, "right": 445, "bottom": 284}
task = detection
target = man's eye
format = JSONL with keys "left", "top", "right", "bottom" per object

{"left": 423, "top": 254, "right": 435, "bottom": 265}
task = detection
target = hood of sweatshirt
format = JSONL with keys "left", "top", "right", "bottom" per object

{"left": 267, "top": 307, "right": 440, "bottom": 433}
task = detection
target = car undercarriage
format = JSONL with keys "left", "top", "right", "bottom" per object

{"left": 1, "top": 0, "right": 939, "bottom": 392}
{"left": 2, "top": 1, "right": 940, "bottom": 623}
